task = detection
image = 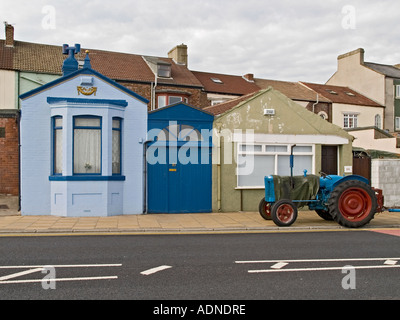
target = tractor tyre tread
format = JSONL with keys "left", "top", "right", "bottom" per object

{"left": 328, "top": 180, "right": 377, "bottom": 228}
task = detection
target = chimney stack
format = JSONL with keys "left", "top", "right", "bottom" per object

{"left": 62, "top": 44, "right": 81, "bottom": 76}
{"left": 4, "top": 22, "right": 14, "bottom": 47}
{"left": 168, "top": 44, "right": 188, "bottom": 67}
{"left": 243, "top": 73, "right": 254, "bottom": 82}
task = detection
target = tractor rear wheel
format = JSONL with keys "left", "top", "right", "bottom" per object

{"left": 258, "top": 198, "right": 272, "bottom": 220}
{"left": 271, "top": 199, "right": 298, "bottom": 227}
{"left": 328, "top": 180, "right": 377, "bottom": 228}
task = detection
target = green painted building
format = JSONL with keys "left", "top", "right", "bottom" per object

{"left": 206, "top": 88, "right": 354, "bottom": 212}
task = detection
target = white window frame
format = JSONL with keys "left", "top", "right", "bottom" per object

{"left": 168, "top": 96, "right": 183, "bottom": 105}
{"left": 343, "top": 113, "right": 358, "bottom": 128}
{"left": 395, "top": 85, "right": 400, "bottom": 99}
{"left": 236, "top": 143, "right": 315, "bottom": 189}
{"left": 395, "top": 117, "right": 400, "bottom": 131}
{"left": 157, "top": 96, "right": 167, "bottom": 108}
{"left": 375, "top": 114, "right": 382, "bottom": 129}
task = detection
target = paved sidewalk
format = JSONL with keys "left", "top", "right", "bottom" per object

{"left": 0, "top": 209, "right": 399, "bottom": 235}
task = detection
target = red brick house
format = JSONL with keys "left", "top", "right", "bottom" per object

{"left": 0, "top": 110, "right": 19, "bottom": 196}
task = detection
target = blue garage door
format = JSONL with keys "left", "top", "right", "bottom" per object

{"left": 147, "top": 124, "right": 212, "bottom": 213}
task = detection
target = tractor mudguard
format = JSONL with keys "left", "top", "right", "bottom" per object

{"left": 331, "top": 174, "right": 370, "bottom": 189}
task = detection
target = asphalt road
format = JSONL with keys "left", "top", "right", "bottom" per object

{"left": 0, "top": 230, "right": 399, "bottom": 303}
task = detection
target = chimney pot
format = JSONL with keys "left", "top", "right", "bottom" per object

{"left": 4, "top": 23, "right": 14, "bottom": 47}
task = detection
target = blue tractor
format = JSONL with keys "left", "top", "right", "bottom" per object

{"left": 258, "top": 145, "right": 385, "bottom": 228}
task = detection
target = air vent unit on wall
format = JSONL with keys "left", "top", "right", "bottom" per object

{"left": 264, "top": 109, "right": 275, "bottom": 115}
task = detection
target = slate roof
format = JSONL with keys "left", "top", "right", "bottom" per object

{"left": 300, "top": 82, "right": 383, "bottom": 107}
{"left": 0, "top": 40, "right": 203, "bottom": 88}
{"left": 364, "top": 62, "right": 400, "bottom": 79}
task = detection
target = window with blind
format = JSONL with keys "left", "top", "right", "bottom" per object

{"left": 73, "top": 116, "right": 102, "bottom": 174}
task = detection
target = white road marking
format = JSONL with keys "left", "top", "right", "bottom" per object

{"left": 0, "top": 276, "right": 118, "bottom": 284}
{"left": 248, "top": 264, "right": 400, "bottom": 273}
{"left": 0, "top": 268, "right": 44, "bottom": 281}
{"left": 0, "top": 264, "right": 122, "bottom": 269}
{"left": 270, "top": 262, "right": 288, "bottom": 269}
{"left": 140, "top": 265, "right": 172, "bottom": 276}
{"left": 0, "top": 263, "right": 122, "bottom": 285}
{"left": 238, "top": 257, "right": 400, "bottom": 274}
{"left": 235, "top": 257, "right": 400, "bottom": 264}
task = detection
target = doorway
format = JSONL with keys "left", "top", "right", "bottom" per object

{"left": 321, "top": 145, "right": 338, "bottom": 175}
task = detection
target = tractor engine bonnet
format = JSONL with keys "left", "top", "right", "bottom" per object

{"left": 271, "top": 175, "right": 320, "bottom": 208}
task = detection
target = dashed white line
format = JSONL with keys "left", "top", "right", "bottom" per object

{"left": 140, "top": 265, "right": 172, "bottom": 276}
{"left": 270, "top": 262, "right": 288, "bottom": 269}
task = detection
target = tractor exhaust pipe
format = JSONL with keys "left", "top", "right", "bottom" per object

{"left": 290, "top": 144, "right": 296, "bottom": 188}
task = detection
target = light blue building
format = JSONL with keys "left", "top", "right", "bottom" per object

{"left": 19, "top": 45, "right": 149, "bottom": 216}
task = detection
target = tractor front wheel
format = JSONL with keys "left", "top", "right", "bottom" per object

{"left": 271, "top": 200, "right": 298, "bottom": 227}
{"left": 258, "top": 198, "right": 272, "bottom": 220}
{"left": 328, "top": 180, "right": 377, "bottom": 228}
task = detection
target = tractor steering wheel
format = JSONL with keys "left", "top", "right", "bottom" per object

{"left": 319, "top": 171, "right": 332, "bottom": 179}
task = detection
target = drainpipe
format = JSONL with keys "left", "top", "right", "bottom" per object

{"left": 151, "top": 75, "right": 158, "bottom": 111}
{"left": 216, "top": 127, "right": 222, "bottom": 212}
{"left": 142, "top": 138, "right": 153, "bottom": 214}
{"left": 17, "top": 71, "right": 21, "bottom": 212}
{"left": 17, "top": 109, "right": 21, "bottom": 212}
{"left": 312, "top": 93, "right": 319, "bottom": 114}
{"left": 150, "top": 82, "right": 153, "bottom": 110}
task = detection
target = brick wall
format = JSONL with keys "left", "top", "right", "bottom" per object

{"left": 0, "top": 111, "right": 19, "bottom": 196}
{"left": 116, "top": 81, "right": 208, "bottom": 110}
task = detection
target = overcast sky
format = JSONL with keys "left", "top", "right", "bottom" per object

{"left": 1, "top": 0, "right": 400, "bottom": 83}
